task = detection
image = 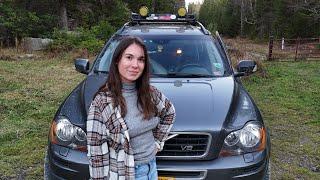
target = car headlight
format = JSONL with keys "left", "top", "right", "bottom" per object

{"left": 239, "top": 123, "right": 261, "bottom": 147}
{"left": 49, "top": 117, "right": 87, "bottom": 151}
{"left": 220, "top": 121, "right": 266, "bottom": 156}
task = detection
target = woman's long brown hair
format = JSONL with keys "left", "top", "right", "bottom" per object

{"left": 99, "top": 36, "right": 157, "bottom": 119}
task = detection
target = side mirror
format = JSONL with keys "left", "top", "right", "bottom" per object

{"left": 235, "top": 60, "right": 257, "bottom": 77}
{"left": 74, "top": 58, "right": 90, "bottom": 74}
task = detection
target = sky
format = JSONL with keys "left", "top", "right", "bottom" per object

{"left": 185, "top": 0, "right": 203, "bottom": 6}
{"left": 185, "top": 0, "right": 203, "bottom": 10}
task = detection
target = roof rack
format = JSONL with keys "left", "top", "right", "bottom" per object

{"left": 195, "top": 21, "right": 211, "bottom": 35}
{"left": 130, "top": 13, "right": 196, "bottom": 24}
{"left": 116, "top": 10, "right": 212, "bottom": 36}
{"left": 129, "top": 13, "right": 211, "bottom": 35}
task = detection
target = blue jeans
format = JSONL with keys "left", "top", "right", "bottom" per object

{"left": 135, "top": 158, "right": 158, "bottom": 180}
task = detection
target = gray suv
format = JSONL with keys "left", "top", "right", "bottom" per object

{"left": 45, "top": 9, "right": 271, "bottom": 180}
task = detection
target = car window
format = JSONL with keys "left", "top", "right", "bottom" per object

{"left": 94, "top": 35, "right": 227, "bottom": 77}
{"left": 95, "top": 39, "right": 120, "bottom": 72}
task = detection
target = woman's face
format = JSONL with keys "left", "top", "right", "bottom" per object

{"left": 118, "top": 43, "right": 145, "bottom": 83}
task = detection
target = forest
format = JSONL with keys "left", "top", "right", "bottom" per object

{"left": 198, "top": 0, "right": 320, "bottom": 39}
{"left": 1, "top": 0, "right": 319, "bottom": 52}
{"left": 0, "top": 0, "right": 178, "bottom": 51}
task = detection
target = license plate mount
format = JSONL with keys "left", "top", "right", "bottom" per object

{"left": 158, "top": 176, "right": 175, "bottom": 180}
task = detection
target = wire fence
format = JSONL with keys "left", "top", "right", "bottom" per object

{"left": 268, "top": 36, "right": 320, "bottom": 61}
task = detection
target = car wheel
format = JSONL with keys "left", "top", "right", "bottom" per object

{"left": 44, "top": 148, "right": 50, "bottom": 180}
{"left": 263, "top": 159, "right": 271, "bottom": 180}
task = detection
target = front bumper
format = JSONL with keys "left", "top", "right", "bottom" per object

{"left": 47, "top": 142, "right": 269, "bottom": 180}
{"left": 157, "top": 150, "right": 269, "bottom": 179}
{"left": 47, "top": 143, "right": 89, "bottom": 180}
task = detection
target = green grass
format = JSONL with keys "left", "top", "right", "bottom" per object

{"left": 0, "top": 54, "right": 84, "bottom": 179}
{"left": 243, "top": 61, "right": 320, "bottom": 179}
{"left": 0, "top": 54, "right": 319, "bottom": 179}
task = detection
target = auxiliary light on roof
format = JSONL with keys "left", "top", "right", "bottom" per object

{"left": 131, "top": 5, "right": 196, "bottom": 24}
{"left": 177, "top": 7, "right": 187, "bottom": 17}
{"left": 139, "top": 6, "right": 149, "bottom": 17}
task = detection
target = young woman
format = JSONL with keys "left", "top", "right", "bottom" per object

{"left": 86, "top": 36, "right": 176, "bottom": 180}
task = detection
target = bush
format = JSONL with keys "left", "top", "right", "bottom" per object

{"left": 78, "top": 38, "right": 104, "bottom": 54}
{"left": 49, "top": 22, "right": 115, "bottom": 54}
{"left": 91, "top": 21, "right": 115, "bottom": 40}
{"left": 48, "top": 28, "right": 79, "bottom": 52}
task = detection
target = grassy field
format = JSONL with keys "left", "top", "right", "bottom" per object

{"left": 244, "top": 60, "right": 320, "bottom": 179}
{"left": 0, "top": 51, "right": 85, "bottom": 179}
{"left": 0, "top": 50, "right": 319, "bottom": 179}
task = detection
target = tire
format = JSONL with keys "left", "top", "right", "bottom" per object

{"left": 44, "top": 148, "right": 50, "bottom": 180}
{"left": 263, "top": 159, "right": 271, "bottom": 180}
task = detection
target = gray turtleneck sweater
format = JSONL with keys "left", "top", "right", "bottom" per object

{"left": 122, "top": 82, "right": 159, "bottom": 165}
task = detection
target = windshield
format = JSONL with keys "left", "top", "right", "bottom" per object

{"left": 94, "top": 35, "right": 228, "bottom": 77}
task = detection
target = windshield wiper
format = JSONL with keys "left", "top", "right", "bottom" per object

{"left": 153, "top": 73, "right": 214, "bottom": 78}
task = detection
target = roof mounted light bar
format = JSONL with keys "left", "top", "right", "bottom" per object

{"left": 131, "top": 13, "right": 196, "bottom": 24}
{"left": 131, "top": 6, "right": 196, "bottom": 24}
{"left": 124, "top": 6, "right": 211, "bottom": 36}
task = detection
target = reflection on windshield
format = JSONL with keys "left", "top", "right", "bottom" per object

{"left": 95, "top": 40, "right": 119, "bottom": 72}
{"left": 95, "top": 37, "right": 226, "bottom": 77}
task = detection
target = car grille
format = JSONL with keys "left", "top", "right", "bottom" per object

{"left": 157, "top": 133, "right": 210, "bottom": 158}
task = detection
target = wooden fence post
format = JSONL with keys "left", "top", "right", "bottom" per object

{"left": 294, "top": 37, "right": 300, "bottom": 61}
{"left": 268, "top": 36, "right": 273, "bottom": 61}
{"left": 15, "top": 37, "right": 19, "bottom": 52}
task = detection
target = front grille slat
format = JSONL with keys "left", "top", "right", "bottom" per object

{"left": 157, "top": 133, "right": 210, "bottom": 158}
{"left": 162, "top": 150, "right": 205, "bottom": 152}
{"left": 164, "top": 144, "right": 207, "bottom": 146}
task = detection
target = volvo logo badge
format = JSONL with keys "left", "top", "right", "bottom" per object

{"left": 181, "top": 145, "right": 193, "bottom": 151}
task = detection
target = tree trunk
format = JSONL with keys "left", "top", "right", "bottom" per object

{"left": 240, "top": 0, "right": 244, "bottom": 37}
{"left": 152, "top": 0, "right": 156, "bottom": 13}
{"left": 59, "top": 0, "right": 68, "bottom": 30}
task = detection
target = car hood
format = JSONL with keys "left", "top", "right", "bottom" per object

{"left": 81, "top": 74, "right": 235, "bottom": 132}
{"left": 150, "top": 77, "right": 234, "bottom": 132}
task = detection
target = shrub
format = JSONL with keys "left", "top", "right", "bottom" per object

{"left": 48, "top": 29, "right": 78, "bottom": 52}
{"left": 49, "top": 23, "right": 115, "bottom": 54}
{"left": 91, "top": 21, "right": 115, "bottom": 40}
{"left": 78, "top": 38, "right": 104, "bottom": 54}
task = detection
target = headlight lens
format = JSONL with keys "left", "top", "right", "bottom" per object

{"left": 56, "top": 118, "right": 75, "bottom": 141}
{"left": 49, "top": 117, "right": 87, "bottom": 151}
{"left": 75, "top": 126, "right": 87, "bottom": 142}
{"left": 220, "top": 121, "right": 266, "bottom": 156}
{"left": 224, "top": 131, "right": 239, "bottom": 146}
{"left": 239, "top": 123, "right": 261, "bottom": 147}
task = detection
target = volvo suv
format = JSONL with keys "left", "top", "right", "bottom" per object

{"left": 45, "top": 7, "right": 271, "bottom": 180}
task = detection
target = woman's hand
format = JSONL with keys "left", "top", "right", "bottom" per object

{"left": 155, "top": 147, "right": 160, "bottom": 154}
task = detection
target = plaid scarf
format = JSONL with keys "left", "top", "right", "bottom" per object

{"left": 87, "top": 86, "right": 176, "bottom": 180}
